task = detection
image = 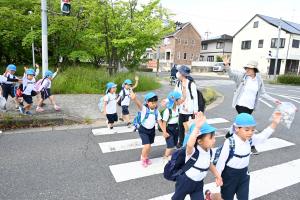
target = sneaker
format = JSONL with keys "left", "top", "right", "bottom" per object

{"left": 146, "top": 158, "right": 152, "bottom": 165}
{"left": 251, "top": 146, "right": 259, "bottom": 155}
{"left": 119, "top": 118, "right": 124, "bottom": 121}
{"left": 36, "top": 107, "right": 45, "bottom": 112}
{"left": 18, "top": 106, "right": 25, "bottom": 114}
{"left": 54, "top": 105, "right": 61, "bottom": 111}
{"left": 25, "top": 111, "right": 33, "bottom": 115}
{"left": 141, "top": 159, "right": 148, "bottom": 168}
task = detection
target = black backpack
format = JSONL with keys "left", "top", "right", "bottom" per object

{"left": 117, "top": 88, "right": 126, "bottom": 106}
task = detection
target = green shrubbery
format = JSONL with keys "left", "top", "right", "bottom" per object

{"left": 276, "top": 74, "right": 300, "bottom": 85}
{"left": 51, "top": 66, "right": 161, "bottom": 94}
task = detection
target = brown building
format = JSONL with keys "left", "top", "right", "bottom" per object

{"left": 147, "top": 22, "right": 202, "bottom": 71}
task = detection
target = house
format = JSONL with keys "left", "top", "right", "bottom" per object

{"left": 200, "top": 34, "right": 233, "bottom": 62}
{"left": 147, "top": 22, "right": 202, "bottom": 71}
{"left": 231, "top": 14, "right": 300, "bottom": 75}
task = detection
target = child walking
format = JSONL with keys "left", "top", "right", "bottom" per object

{"left": 172, "top": 112, "right": 223, "bottom": 200}
{"left": 161, "top": 91, "right": 182, "bottom": 160}
{"left": 103, "top": 82, "right": 118, "bottom": 130}
{"left": 118, "top": 76, "right": 139, "bottom": 127}
{"left": 216, "top": 112, "right": 281, "bottom": 200}
{"left": 131, "top": 92, "right": 166, "bottom": 167}
{"left": 1, "top": 64, "right": 19, "bottom": 110}
{"left": 36, "top": 69, "right": 61, "bottom": 112}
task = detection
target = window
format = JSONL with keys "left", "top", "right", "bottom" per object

{"left": 199, "top": 55, "right": 204, "bottom": 61}
{"left": 183, "top": 53, "right": 187, "bottom": 60}
{"left": 292, "top": 39, "right": 300, "bottom": 48}
{"left": 191, "top": 53, "right": 194, "bottom": 60}
{"left": 184, "top": 39, "right": 188, "bottom": 45}
{"left": 258, "top": 40, "right": 264, "bottom": 48}
{"left": 241, "top": 40, "right": 251, "bottom": 49}
{"left": 191, "top": 39, "right": 195, "bottom": 45}
{"left": 253, "top": 21, "right": 259, "bottom": 28}
{"left": 177, "top": 38, "right": 181, "bottom": 44}
{"left": 271, "top": 38, "right": 285, "bottom": 48}
{"left": 166, "top": 52, "right": 171, "bottom": 60}
{"left": 177, "top": 52, "right": 181, "bottom": 60}
{"left": 202, "top": 44, "right": 208, "bottom": 50}
{"left": 216, "top": 42, "right": 224, "bottom": 49}
{"left": 207, "top": 56, "right": 214, "bottom": 62}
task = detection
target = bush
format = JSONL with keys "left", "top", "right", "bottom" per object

{"left": 277, "top": 74, "right": 300, "bottom": 85}
{"left": 51, "top": 65, "right": 161, "bottom": 94}
{"left": 202, "top": 87, "right": 218, "bottom": 105}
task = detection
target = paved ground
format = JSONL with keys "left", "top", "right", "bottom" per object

{"left": 1, "top": 73, "right": 300, "bottom": 200}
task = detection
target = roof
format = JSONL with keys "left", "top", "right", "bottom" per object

{"left": 234, "top": 14, "right": 300, "bottom": 37}
{"left": 202, "top": 34, "right": 233, "bottom": 43}
{"left": 164, "top": 22, "right": 201, "bottom": 39}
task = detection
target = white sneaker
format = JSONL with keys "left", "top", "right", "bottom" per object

{"left": 36, "top": 107, "right": 45, "bottom": 112}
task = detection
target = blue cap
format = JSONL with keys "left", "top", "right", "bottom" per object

{"left": 44, "top": 70, "right": 53, "bottom": 78}
{"left": 26, "top": 68, "right": 35, "bottom": 75}
{"left": 106, "top": 82, "right": 117, "bottom": 93}
{"left": 144, "top": 92, "right": 157, "bottom": 102}
{"left": 167, "top": 91, "right": 182, "bottom": 109}
{"left": 123, "top": 79, "right": 133, "bottom": 85}
{"left": 178, "top": 65, "right": 191, "bottom": 77}
{"left": 234, "top": 113, "right": 256, "bottom": 127}
{"left": 7, "top": 64, "right": 17, "bottom": 71}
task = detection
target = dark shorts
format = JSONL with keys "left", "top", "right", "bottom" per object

{"left": 236, "top": 105, "right": 254, "bottom": 115}
{"left": 1, "top": 84, "right": 15, "bottom": 99}
{"left": 41, "top": 89, "right": 51, "bottom": 100}
{"left": 106, "top": 113, "right": 118, "bottom": 124}
{"left": 139, "top": 125, "right": 156, "bottom": 145}
{"left": 166, "top": 124, "right": 179, "bottom": 148}
{"left": 23, "top": 94, "right": 33, "bottom": 104}
{"left": 179, "top": 113, "right": 193, "bottom": 123}
{"left": 121, "top": 105, "right": 129, "bottom": 115}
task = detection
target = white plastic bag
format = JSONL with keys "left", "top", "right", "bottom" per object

{"left": 0, "top": 96, "right": 6, "bottom": 110}
{"left": 271, "top": 102, "right": 297, "bottom": 129}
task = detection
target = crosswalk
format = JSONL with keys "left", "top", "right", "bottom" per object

{"left": 91, "top": 116, "right": 300, "bottom": 199}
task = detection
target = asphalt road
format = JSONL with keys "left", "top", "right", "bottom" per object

{"left": 0, "top": 75, "right": 299, "bottom": 200}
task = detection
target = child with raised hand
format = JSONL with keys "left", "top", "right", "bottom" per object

{"left": 162, "top": 91, "right": 182, "bottom": 160}
{"left": 1, "top": 64, "right": 19, "bottom": 110}
{"left": 216, "top": 112, "right": 282, "bottom": 200}
{"left": 36, "top": 68, "right": 60, "bottom": 112}
{"left": 118, "top": 76, "right": 139, "bottom": 128}
{"left": 103, "top": 82, "right": 118, "bottom": 130}
{"left": 131, "top": 92, "right": 166, "bottom": 167}
{"left": 172, "top": 112, "right": 222, "bottom": 200}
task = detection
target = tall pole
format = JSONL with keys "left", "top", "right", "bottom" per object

{"left": 274, "top": 18, "right": 282, "bottom": 79}
{"left": 41, "top": 0, "right": 48, "bottom": 75}
{"left": 31, "top": 26, "right": 36, "bottom": 68}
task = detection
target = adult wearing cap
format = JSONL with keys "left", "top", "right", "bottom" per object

{"left": 223, "top": 57, "right": 281, "bottom": 154}
{"left": 174, "top": 65, "right": 198, "bottom": 148}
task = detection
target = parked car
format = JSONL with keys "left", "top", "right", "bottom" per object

{"left": 212, "top": 62, "right": 226, "bottom": 72}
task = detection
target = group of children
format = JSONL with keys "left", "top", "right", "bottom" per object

{"left": 0, "top": 64, "right": 60, "bottom": 115}
{"left": 101, "top": 65, "right": 283, "bottom": 200}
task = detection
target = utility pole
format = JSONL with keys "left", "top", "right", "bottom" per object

{"left": 41, "top": 0, "right": 48, "bottom": 75}
{"left": 274, "top": 18, "right": 282, "bottom": 80}
{"left": 156, "top": 3, "right": 163, "bottom": 77}
{"left": 28, "top": 11, "right": 35, "bottom": 68}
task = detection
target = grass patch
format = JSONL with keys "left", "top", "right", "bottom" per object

{"left": 276, "top": 74, "right": 300, "bottom": 85}
{"left": 51, "top": 65, "right": 161, "bottom": 94}
{"left": 202, "top": 87, "right": 218, "bottom": 105}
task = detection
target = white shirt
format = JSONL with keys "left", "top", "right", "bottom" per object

{"left": 3, "top": 73, "right": 16, "bottom": 84}
{"left": 185, "top": 145, "right": 212, "bottom": 181}
{"left": 0, "top": 75, "right": 7, "bottom": 83}
{"left": 174, "top": 80, "right": 198, "bottom": 114}
{"left": 237, "top": 76, "right": 259, "bottom": 109}
{"left": 22, "top": 77, "right": 36, "bottom": 95}
{"left": 216, "top": 127, "right": 274, "bottom": 174}
{"left": 41, "top": 78, "right": 52, "bottom": 89}
{"left": 119, "top": 88, "right": 131, "bottom": 106}
{"left": 162, "top": 107, "right": 179, "bottom": 124}
{"left": 104, "top": 93, "right": 117, "bottom": 114}
{"left": 141, "top": 105, "right": 162, "bottom": 129}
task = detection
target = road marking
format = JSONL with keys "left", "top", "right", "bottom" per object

{"left": 267, "top": 92, "right": 300, "bottom": 103}
{"left": 288, "top": 89, "right": 300, "bottom": 93}
{"left": 259, "top": 99, "right": 274, "bottom": 108}
{"left": 92, "top": 118, "right": 229, "bottom": 136}
{"left": 109, "top": 138, "right": 294, "bottom": 182}
{"left": 150, "top": 159, "right": 300, "bottom": 200}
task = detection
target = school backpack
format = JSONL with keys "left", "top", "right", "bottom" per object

{"left": 133, "top": 106, "right": 158, "bottom": 131}
{"left": 158, "top": 108, "right": 172, "bottom": 132}
{"left": 34, "top": 78, "right": 47, "bottom": 92}
{"left": 117, "top": 88, "right": 126, "bottom": 106}
{"left": 164, "top": 147, "right": 212, "bottom": 182}
{"left": 98, "top": 96, "right": 105, "bottom": 113}
{"left": 16, "top": 84, "right": 23, "bottom": 98}
{"left": 212, "top": 136, "right": 252, "bottom": 165}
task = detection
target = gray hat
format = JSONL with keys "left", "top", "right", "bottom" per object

{"left": 178, "top": 65, "right": 191, "bottom": 77}
{"left": 244, "top": 60, "right": 259, "bottom": 72}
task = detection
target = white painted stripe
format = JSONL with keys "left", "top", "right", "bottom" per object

{"left": 92, "top": 118, "right": 229, "bottom": 136}
{"left": 259, "top": 98, "right": 274, "bottom": 108}
{"left": 267, "top": 92, "right": 300, "bottom": 102}
{"left": 150, "top": 159, "right": 300, "bottom": 200}
{"left": 109, "top": 138, "right": 295, "bottom": 182}
{"left": 288, "top": 89, "right": 300, "bottom": 93}
{"left": 92, "top": 126, "right": 135, "bottom": 136}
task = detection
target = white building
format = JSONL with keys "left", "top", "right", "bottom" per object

{"left": 200, "top": 34, "right": 233, "bottom": 62}
{"left": 231, "top": 14, "right": 300, "bottom": 75}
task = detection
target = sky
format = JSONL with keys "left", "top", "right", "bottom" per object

{"left": 139, "top": 0, "right": 300, "bottom": 39}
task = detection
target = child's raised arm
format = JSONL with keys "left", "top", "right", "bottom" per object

{"left": 132, "top": 76, "right": 139, "bottom": 90}
{"left": 130, "top": 92, "right": 143, "bottom": 110}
